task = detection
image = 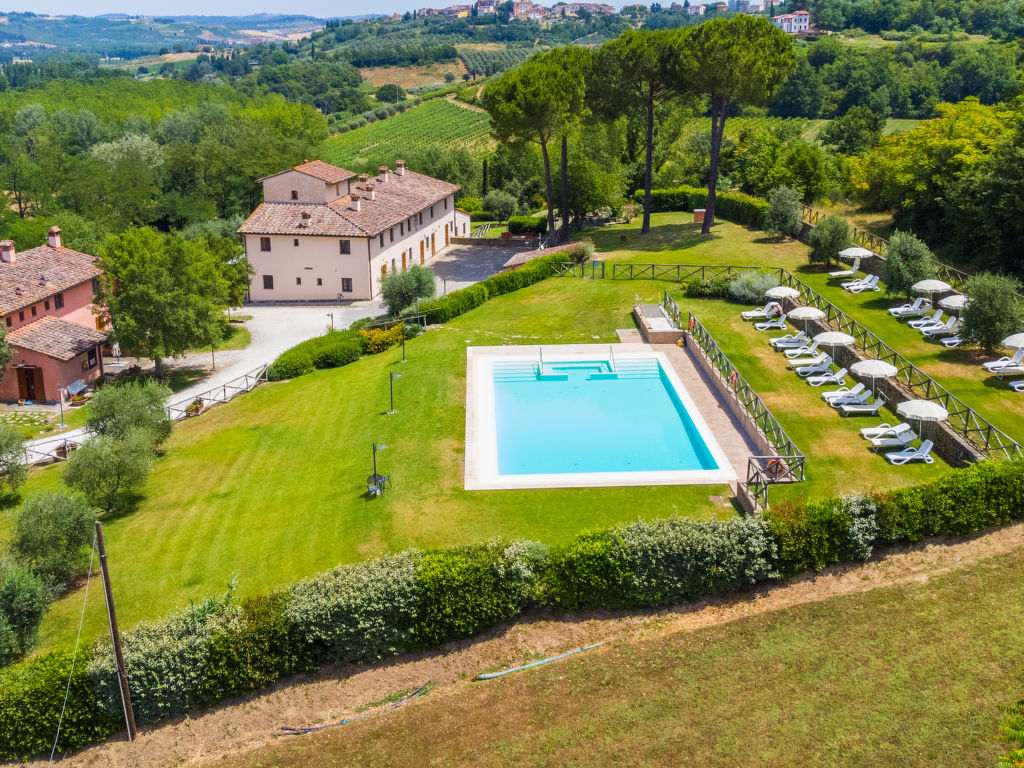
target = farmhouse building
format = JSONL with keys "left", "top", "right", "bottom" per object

{"left": 239, "top": 160, "right": 470, "bottom": 302}
{"left": 0, "top": 228, "right": 108, "bottom": 404}
{"left": 771, "top": 9, "right": 810, "bottom": 33}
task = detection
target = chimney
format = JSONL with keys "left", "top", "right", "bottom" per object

{"left": 379, "top": 165, "right": 390, "bottom": 183}
{"left": 351, "top": 193, "right": 361, "bottom": 212}
{"left": 14, "top": 285, "right": 23, "bottom": 296}
{"left": 38, "top": 275, "right": 47, "bottom": 286}
{"left": 0, "top": 240, "right": 14, "bottom": 264}
{"left": 47, "top": 226, "right": 61, "bottom": 249}
{"left": 395, "top": 159, "right": 405, "bottom": 176}
{"left": 359, "top": 173, "right": 369, "bottom": 183}
{"left": 366, "top": 182, "right": 376, "bottom": 201}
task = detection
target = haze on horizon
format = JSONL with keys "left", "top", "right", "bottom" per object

{"left": 3, "top": 0, "right": 627, "bottom": 20}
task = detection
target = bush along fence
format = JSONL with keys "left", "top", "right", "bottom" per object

{"left": 546, "top": 261, "right": 1023, "bottom": 463}
{"left": 633, "top": 185, "right": 767, "bottom": 228}
{"left": 5, "top": 458, "right": 1024, "bottom": 759}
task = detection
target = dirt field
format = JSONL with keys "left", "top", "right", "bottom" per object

{"left": 359, "top": 61, "right": 469, "bottom": 88}
{"left": 38, "top": 521, "right": 1024, "bottom": 768}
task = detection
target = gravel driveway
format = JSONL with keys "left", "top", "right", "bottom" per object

{"left": 428, "top": 244, "right": 523, "bottom": 294}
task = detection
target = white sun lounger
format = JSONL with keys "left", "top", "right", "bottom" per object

{"left": 754, "top": 314, "right": 787, "bottom": 331}
{"left": 941, "top": 334, "right": 964, "bottom": 348}
{"left": 829, "top": 388, "right": 872, "bottom": 408}
{"left": 840, "top": 397, "right": 885, "bottom": 417}
{"left": 860, "top": 422, "right": 913, "bottom": 440}
{"left": 741, "top": 302, "right": 781, "bottom": 320}
{"left": 869, "top": 428, "right": 917, "bottom": 450}
{"left": 788, "top": 352, "right": 830, "bottom": 369}
{"left": 1011, "top": 380, "right": 1024, "bottom": 392}
{"left": 829, "top": 258, "right": 861, "bottom": 279}
{"left": 921, "top": 317, "right": 958, "bottom": 337}
{"left": 885, "top": 439, "right": 935, "bottom": 465}
{"left": 908, "top": 310, "right": 942, "bottom": 329}
{"left": 841, "top": 275, "right": 872, "bottom": 291}
{"left": 888, "top": 298, "right": 927, "bottom": 317}
{"left": 983, "top": 348, "right": 1024, "bottom": 372}
{"left": 848, "top": 275, "right": 881, "bottom": 294}
{"left": 822, "top": 382, "right": 866, "bottom": 404}
{"left": 807, "top": 367, "right": 847, "bottom": 387}
{"left": 770, "top": 331, "right": 809, "bottom": 350}
{"left": 784, "top": 340, "right": 821, "bottom": 359}
{"left": 795, "top": 357, "right": 833, "bottom": 376}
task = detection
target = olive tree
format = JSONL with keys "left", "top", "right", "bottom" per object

{"left": 764, "top": 185, "right": 804, "bottom": 239}
{"left": 62, "top": 429, "right": 155, "bottom": 514}
{"left": 883, "top": 230, "right": 936, "bottom": 298}
{"left": 808, "top": 214, "right": 851, "bottom": 267}
{"left": 962, "top": 273, "right": 1024, "bottom": 354}
{"left": 11, "top": 490, "right": 95, "bottom": 590}
{"left": 85, "top": 379, "right": 173, "bottom": 445}
{"left": 0, "top": 424, "right": 26, "bottom": 499}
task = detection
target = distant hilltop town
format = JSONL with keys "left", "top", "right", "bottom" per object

{"left": 379, "top": 0, "right": 801, "bottom": 30}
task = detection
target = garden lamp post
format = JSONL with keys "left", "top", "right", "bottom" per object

{"left": 327, "top": 312, "right": 334, "bottom": 331}
{"left": 57, "top": 386, "right": 65, "bottom": 428}
{"left": 372, "top": 441, "right": 386, "bottom": 477}
{"left": 401, "top": 325, "right": 407, "bottom": 363}
{"left": 389, "top": 372, "right": 402, "bottom": 415}
{"left": 211, "top": 343, "right": 216, "bottom": 372}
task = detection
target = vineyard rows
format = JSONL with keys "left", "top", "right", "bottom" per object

{"left": 321, "top": 98, "right": 493, "bottom": 167}
{"left": 459, "top": 45, "right": 538, "bottom": 76}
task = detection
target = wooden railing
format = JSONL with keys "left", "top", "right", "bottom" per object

{"left": 687, "top": 312, "right": 806, "bottom": 510}
{"left": 166, "top": 365, "right": 268, "bottom": 422}
{"left": 548, "top": 260, "right": 605, "bottom": 278}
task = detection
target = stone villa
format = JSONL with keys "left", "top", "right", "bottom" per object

{"left": 238, "top": 160, "right": 471, "bottom": 302}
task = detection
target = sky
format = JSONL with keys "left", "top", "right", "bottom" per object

{"left": 7, "top": 0, "right": 427, "bottom": 18}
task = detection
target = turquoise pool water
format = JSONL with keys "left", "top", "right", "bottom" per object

{"left": 492, "top": 358, "right": 719, "bottom": 476}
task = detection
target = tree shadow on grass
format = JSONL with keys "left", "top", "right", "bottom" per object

{"left": 590, "top": 222, "right": 719, "bottom": 256}
{"left": 100, "top": 491, "right": 146, "bottom": 522}
{"left": 0, "top": 490, "right": 21, "bottom": 511}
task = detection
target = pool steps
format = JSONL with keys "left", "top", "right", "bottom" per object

{"left": 493, "top": 359, "right": 661, "bottom": 383}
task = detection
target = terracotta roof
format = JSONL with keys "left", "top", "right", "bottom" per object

{"left": 238, "top": 168, "right": 461, "bottom": 239}
{"left": 0, "top": 244, "right": 102, "bottom": 317}
{"left": 293, "top": 160, "right": 356, "bottom": 184}
{"left": 6, "top": 315, "right": 108, "bottom": 361}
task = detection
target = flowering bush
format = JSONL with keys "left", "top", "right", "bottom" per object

{"left": 358, "top": 324, "right": 405, "bottom": 354}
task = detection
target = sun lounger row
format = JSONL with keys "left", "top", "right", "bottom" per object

{"left": 983, "top": 348, "right": 1024, "bottom": 377}
{"left": 842, "top": 274, "right": 880, "bottom": 293}
{"left": 859, "top": 423, "right": 934, "bottom": 463}
{"left": 741, "top": 302, "right": 782, "bottom": 321}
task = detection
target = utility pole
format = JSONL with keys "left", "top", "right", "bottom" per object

{"left": 96, "top": 522, "right": 137, "bottom": 741}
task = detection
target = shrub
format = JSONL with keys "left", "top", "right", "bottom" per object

{"left": 634, "top": 185, "right": 768, "bottom": 228}
{"left": 808, "top": 214, "right": 851, "bottom": 267}
{"left": 883, "top": 230, "right": 936, "bottom": 298}
{"left": 358, "top": 324, "right": 405, "bottom": 354}
{"left": 380, "top": 265, "right": 436, "bottom": 316}
{"left": 62, "top": 429, "right": 155, "bottom": 514}
{"left": 682, "top": 275, "right": 731, "bottom": 298}
{"left": 456, "top": 196, "right": 484, "bottom": 218}
{"left": 962, "top": 272, "right": 1024, "bottom": 354}
{"left": 543, "top": 518, "right": 777, "bottom": 610}
{"left": 727, "top": 271, "right": 780, "bottom": 304}
{"left": 0, "top": 648, "right": 118, "bottom": 760}
{"left": 286, "top": 552, "right": 421, "bottom": 665}
{"left": 764, "top": 495, "right": 878, "bottom": 576}
{"left": 764, "top": 185, "right": 804, "bottom": 239}
{"left": 266, "top": 348, "right": 315, "bottom": 381}
{"left": 482, "top": 189, "right": 517, "bottom": 221}
{"left": 412, "top": 540, "right": 543, "bottom": 647}
{"left": 0, "top": 424, "right": 26, "bottom": 498}
{"left": 85, "top": 379, "right": 173, "bottom": 445}
{"left": 11, "top": 490, "right": 95, "bottom": 590}
{"left": 0, "top": 558, "right": 51, "bottom": 664}
{"left": 507, "top": 215, "right": 547, "bottom": 235}
{"left": 997, "top": 698, "right": 1024, "bottom": 767}
{"left": 312, "top": 338, "right": 362, "bottom": 369}
{"left": 562, "top": 239, "right": 595, "bottom": 264}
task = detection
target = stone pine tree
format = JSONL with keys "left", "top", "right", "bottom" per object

{"left": 543, "top": 46, "right": 591, "bottom": 242}
{"left": 482, "top": 51, "right": 586, "bottom": 239}
{"left": 666, "top": 16, "right": 795, "bottom": 234}
{"left": 594, "top": 28, "right": 680, "bottom": 234}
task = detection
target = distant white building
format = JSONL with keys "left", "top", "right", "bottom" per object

{"left": 771, "top": 9, "right": 810, "bottom": 33}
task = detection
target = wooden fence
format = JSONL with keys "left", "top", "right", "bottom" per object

{"left": 166, "top": 365, "right": 268, "bottom": 422}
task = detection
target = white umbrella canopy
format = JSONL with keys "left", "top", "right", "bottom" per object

{"left": 1002, "top": 333, "right": 1024, "bottom": 349}
{"left": 896, "top": 399, "right": 949, "bottom": 422}
{"left": 840, "top": 246, "right": 874, "bottom": 259}
{"left": 938, "top": 294, "right": 969, "bottom": 311}
{"left": 814, "top": 331, "right": 856, "bottom": 347}
{"left": 851, "top": 360, "right": 898, "bottom": 379}
{"left": 788, "top": 305, "right": 827, "bottom": 334}
{"left": 765, "top": 286, "right": 800, "bottom": 300}
{"left": 912, "top": 279, "right": 953, "bottom": 294}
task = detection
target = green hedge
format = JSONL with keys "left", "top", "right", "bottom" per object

{"left": 267, "top": 331, "right": 366, "bottom": 382}
{"left": 634, "top": 185, "right": 769, "bottom": 229}
{"left": 6, "top": 459, "right": 1024, "bottom": 759}
{"left": 507, "top": 215, "right": 547, "bottom": 235}
{"left": 416, "top": 254, "right": 560, "bottom": 324}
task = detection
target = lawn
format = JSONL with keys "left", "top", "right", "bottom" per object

{"left": 221, "top": 546, "right": 1024, "bottom": 768}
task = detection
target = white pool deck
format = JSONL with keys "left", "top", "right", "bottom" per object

{"left": 464, "top": 343, "right": 750, "bottom": 491}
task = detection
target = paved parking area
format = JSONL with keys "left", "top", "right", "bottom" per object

{"left": 429, "top": 244, "right": 524, "bottom": 294}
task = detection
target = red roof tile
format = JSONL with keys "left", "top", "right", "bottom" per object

{"left": 293, "top": 160, "right": 356, "bottom": 184}
{"left": 0, "top": 244, "right": 102, "bottom": 317}
{"left": 7, "top": 315, "right": 108, "bottom": 361}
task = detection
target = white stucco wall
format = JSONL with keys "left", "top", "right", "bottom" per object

{"left": 262, "top": 170, "right": 350, "bottom": 204}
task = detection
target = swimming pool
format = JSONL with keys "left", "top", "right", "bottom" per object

{"left": 465, "top": 346, "right": 735, "bottom": 490}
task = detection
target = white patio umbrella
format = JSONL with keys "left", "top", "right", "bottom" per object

{"left": 912, "top": 279, "right": 952, "bottom": 295}
{"left": 840, "top": 246, "right": 874, "bottom": 260}
{"left": 788, "top": 305, "right": 826, "bottom": 334}
{"left": 765, "top": 285, "right": 800, "bottom": 300}
{"left": 814, "top": 331, "right": 856, "bottom": 347}
{"left": 851, "top": 359, "right": 898, "bottom": 394}
{"left": 896, "top": 398, "right": 948, "bottom": 437}
{"left": 938, "top": 294, "right": 969, "bottom": 312}
{"left": 1002, "top": 333, "right": 1024, "bottom": 349}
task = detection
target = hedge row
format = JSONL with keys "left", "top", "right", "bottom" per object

{"left": 266, "top": 330, "right": 366, "bottom": 382}
{"left": 414, "top": 254, "right": 561, "bottom": 324}
{"left": 5, "top": 439, "right": 1024, "bottom": 756}
{"left": 507, "top": 215, "right": 547, "bottom": 235}
{"left": 634, "top": 185, "right": 769, "bottom": 229}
